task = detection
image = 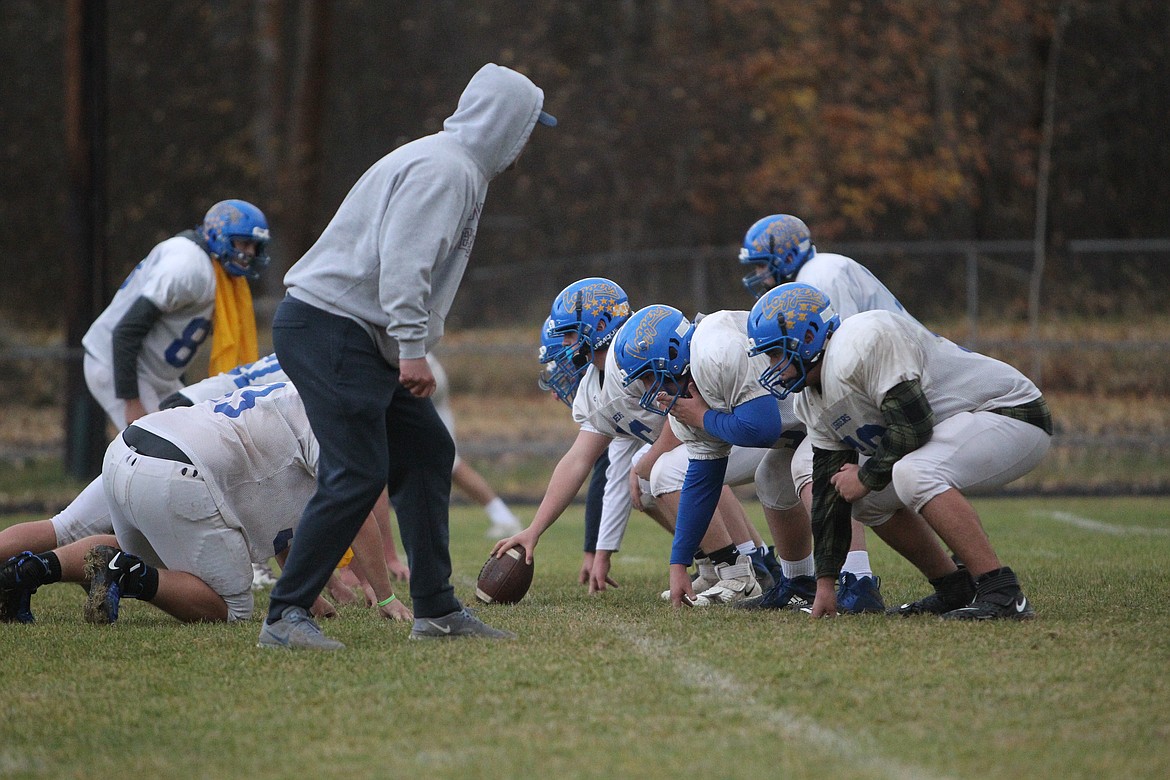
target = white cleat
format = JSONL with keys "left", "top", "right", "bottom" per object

{"left": 689, "top": 555, "right": 762, "bottom": 606}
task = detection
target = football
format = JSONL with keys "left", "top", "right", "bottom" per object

{"left": 475, "top": 546, "right": 534, "bottom": 605}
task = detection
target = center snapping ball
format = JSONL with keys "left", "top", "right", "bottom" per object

{"left": 475, "top": 547, "right": 534, "bottom": 605}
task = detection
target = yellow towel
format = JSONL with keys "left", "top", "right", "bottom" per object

{"left": 209, "top": 263, "right": 259, "bottom": 375}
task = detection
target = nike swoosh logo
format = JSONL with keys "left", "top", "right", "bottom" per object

{"left": 425, "top": 621, "right": 452, "bottom": 634}
{"left": 108, "top": 553, "right": 122, "bottom": 571}
{"left": 1015, "top": 596, "right": 1029, "bottom": 613}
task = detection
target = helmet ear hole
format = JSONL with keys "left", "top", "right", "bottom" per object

{"left": 668, "top": 346, "right": 678, "bottom": 361}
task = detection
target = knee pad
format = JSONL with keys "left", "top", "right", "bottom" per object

{"left": 754, "top": 449, "right": 799, "bottom": 510}
{"left": 891, "top": 457, "right": 949, "bottom": 514}
{"left": 223, "top": 590, "right": 256, "bottom": 623}
{"left": 649, "top": 447, "right": 688, "bottom": 497}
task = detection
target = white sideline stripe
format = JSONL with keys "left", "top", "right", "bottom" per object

{"left": 1034, "top": 510, "right": 1170, "bottom": 537}
{"left": 614, "top": 624, "right": 953, "bottom": 780}
{"left": 454, "top": 571, "right": 946, "bottom": 777}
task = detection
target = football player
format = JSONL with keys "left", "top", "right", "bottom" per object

{"left": 612, "top": 304, "right": 823, "bottom": 608}
{"left": 733, "top": 213, "right": 926, "bottom": 612}
{"left": 747, "top": 283, "right": 1052, "bottom": 619}
{"left": 83, "top": 200, "right": 270, "bottom": 429}
{"left": 493, "top": 279, "right": 772, "bottom": 604}
{"left": 0, "top": 383, "right": 411, "bottom": 632}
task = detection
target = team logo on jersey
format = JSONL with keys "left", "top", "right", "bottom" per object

{"left": 560, "top": 281, "right": 630, "bottom": 320}
{"left": 761, "top": 285, "right": 832, "bottom": 331}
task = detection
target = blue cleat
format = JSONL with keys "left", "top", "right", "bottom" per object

{"left": 836, "top": 572, "right": 885, "bottom": 614}
{"left": 83, "top": 545, "right": 137, "bottom": 625}
{"left": 732, "top": 573, "right": 816, "bottom": 611}
{"left": 748, "top": 547, "right": 777, "bottom": 591}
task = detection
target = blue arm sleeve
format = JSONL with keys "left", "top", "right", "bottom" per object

{"left": 701, "top": 394, "right": 782, "bottom": 448}
{"left": 670, "top": 456, "right": 728, "bottom": 566}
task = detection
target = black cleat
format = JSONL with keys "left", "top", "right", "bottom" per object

{"left": 0, "top": 551, "right": 51, "bottom": 624}
{"left": 942, "top": 589, "right": 1035, "bottom": 621}
{"left": 889, "top": 567, "right": 976, "bottom": 617}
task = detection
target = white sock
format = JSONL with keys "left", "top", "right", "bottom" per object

{"left": 843, "top": 551, "right": 873, "bottom": 579}
{"left": 735, "top": 541, "right": 756, "bottom": 557}
{"left": 782, "top": 553, "right": 815, "bottom": 579}
{"left": 485, "top": 497, "right": 517, "bottom": 527}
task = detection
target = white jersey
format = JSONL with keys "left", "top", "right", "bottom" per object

{"left": 796, "top": 311, "right": 1043, "bottom": 455}
{"left": 572, "top": 356, "right": 663, "bottom": 447}
{"left": 82, "top": 235, "right": 217, "bottom": 384}
{"left": 795, "top": 252, "right": 918, "bottom": 323}
{"left": 178, "top": 353, "right": 289, "bottom": 404}
{"left": 131, "top": 382, "right": 318, "bottom": 564}
{"left": 670, "top": 310, "right": 802, "bottom": 460}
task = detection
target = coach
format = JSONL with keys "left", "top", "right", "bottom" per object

{"left": 259, "top": 63, "right": 556, "bottom": 649}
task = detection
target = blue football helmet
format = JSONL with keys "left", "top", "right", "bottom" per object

{"left": 746, "top": 282, "right": 839, "bottom": 398}
{"left": 542, "top": 278, "right": 632, "bottom": 404}
{"left": 611, "top": 304, "right": 696, "bottom": 416}
{"left": 200, "top": 199, "right": 271, "bottom": 279}
{"left": 738, "top": 214, "right": 816, "bottom": 298}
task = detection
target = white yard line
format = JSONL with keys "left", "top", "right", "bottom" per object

{"left": 615, "top": 624, "right": 954, "bottom": 780}
{"left": 452, "top": 569, "right": 949, "bottom": 777}
{"left": 1032, "top": 510, "right": 1170, "bottom": 537}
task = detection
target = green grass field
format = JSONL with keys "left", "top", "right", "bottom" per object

{"left": 1, "top": 496, "right": 1168, "bottom": 779}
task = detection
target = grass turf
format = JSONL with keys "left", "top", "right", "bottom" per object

{"left": 0, "top": 496, "right": 1168, "bottom": 779}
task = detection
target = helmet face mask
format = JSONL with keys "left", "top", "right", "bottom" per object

{"left": 612, "top": 305, "right": 695, "bottom": 416}
{"left": 739, "top": 214, "right": 815, "bottom": 298}
{"left": 201, "top": 199, "right": 271, "bottom": 280}
{"left": 541, "top": 279, "right": 631, "bottom": 406}
{"left": 746, "top": 283, "right": 839, "bottom": 399}
{"left": 537, "top": 316, "right": 579, "bottom": 406}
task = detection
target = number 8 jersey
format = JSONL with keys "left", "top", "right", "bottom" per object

{"left": 82, "top": 234, "right": 217, "bottom": 391}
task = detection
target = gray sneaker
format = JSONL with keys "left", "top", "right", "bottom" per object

{"left": 257, "top": 606, "right": 344, "bottom": 650}
{"left": 409, "top": 607, "right": 516, "bottom": 640}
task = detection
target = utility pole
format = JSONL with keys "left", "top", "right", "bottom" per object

{"left": 64, "top": 0, "right": 110, "bottom": 478}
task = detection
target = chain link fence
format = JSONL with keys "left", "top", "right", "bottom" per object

{"left": 2, "top": 239, "right": 1168, "bottom": 497}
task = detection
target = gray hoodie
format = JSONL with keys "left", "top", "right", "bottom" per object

{"left": 284, "top": 63, "right": 547, "bottom": 364}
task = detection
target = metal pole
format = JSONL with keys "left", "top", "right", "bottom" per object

{"left": 64, "top": 0, "right": 110, "bottom": 479}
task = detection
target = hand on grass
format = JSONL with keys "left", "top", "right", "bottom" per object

{"left": 669, "top": 563, "right": 697, "bottom": 608}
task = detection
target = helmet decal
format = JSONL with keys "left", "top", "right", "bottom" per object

{"left": 623, "top": 305, "right": 673, "bottom": 363}
{"left": 746, "top": 282, "right": 838, "bottom": 399}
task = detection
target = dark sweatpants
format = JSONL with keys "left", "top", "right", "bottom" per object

{"left": 266, "top": 295, "right": 461, "bottom": 622}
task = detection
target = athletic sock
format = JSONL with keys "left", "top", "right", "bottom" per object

{"left": 114, "top": 553, "right": 159, "bottom": 601}
{"left": 781, "top": 553, "right": 815, "bottom": 579}
{"left": 40, "top": 551, "right": 63, "bottom": 584}
{"left": 843, "top": 551, "right": 873, "bottom": 579}
{"left": 707, "top": 544, "right": 738, "bottom": 567}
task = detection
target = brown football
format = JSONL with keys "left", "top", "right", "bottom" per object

{"left": 475, "top": 546, "right": 534, "bottom": 605}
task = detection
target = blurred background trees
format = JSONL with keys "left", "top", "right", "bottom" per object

{"left": 2, "top": 0, "right": 1168, "bottom": 328}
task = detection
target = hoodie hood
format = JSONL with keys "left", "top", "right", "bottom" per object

{"left": 442, "top": 63, "right": 547, "bottom": 178}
